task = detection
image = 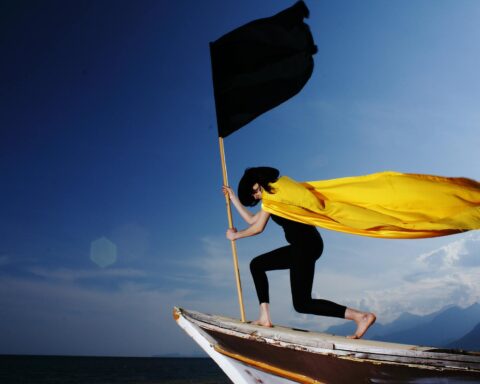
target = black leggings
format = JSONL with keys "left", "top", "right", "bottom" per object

{"left": 250, "top": 245, "right": 346, "bottom": 319}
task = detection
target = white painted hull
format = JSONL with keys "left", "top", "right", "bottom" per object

{"left": 176, "top": 308, "right": 296, "bottom": 383}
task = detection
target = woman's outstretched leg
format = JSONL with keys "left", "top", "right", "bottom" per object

{"left": 289, "top": 248, "right": 376, "bottom": 338}
{"left": 290, "top": 250, "right": 347, "bottom": 318}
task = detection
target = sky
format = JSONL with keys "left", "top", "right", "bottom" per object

{"left": 1, "top": 0, "right": 480, "bottom": 357}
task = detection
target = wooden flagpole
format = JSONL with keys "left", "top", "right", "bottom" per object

{"left": 219, "top": 137, "right": 246, "bottom": 322}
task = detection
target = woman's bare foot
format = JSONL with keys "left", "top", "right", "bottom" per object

{"left": 251, "top": 303, "right": 273, "bottom": 327}
{"left": 348, "top": 313, "right": 376, "bottom": 339}
{"left": 345, "top": 308, "right": 376, "bottom": 339}
{"left": 251, "top": 318, "right": 273, "bottom": 327}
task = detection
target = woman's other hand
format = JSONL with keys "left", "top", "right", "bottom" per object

{"left": 226, "top": 227, "right": 237, "bottom": 241}
{"left": 222, "top": 185, "right": 235, "bottom": 199}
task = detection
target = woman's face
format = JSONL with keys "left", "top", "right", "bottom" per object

{"left": 252, "top": 183, "right": 262, "bottom": 201}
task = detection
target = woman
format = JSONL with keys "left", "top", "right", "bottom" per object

{"left": 223, "top": 167, "right": 376, "bottom": 339}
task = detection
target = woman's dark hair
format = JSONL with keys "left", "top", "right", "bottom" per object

{"left": 238, "top": 167, "right": 280, "bottom": 207}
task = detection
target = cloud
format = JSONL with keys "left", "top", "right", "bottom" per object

{"left": 417, "top": 232, "right": 480, "bottom": 270}
{"left": 338, "top": 233, "right": 480, "bottom": 323}
{"left": 28, "top": 267, "right": 147, "bottom": 282}
{"left": 358, "top": 271, "right": 479, "bottom": 322}
{"left": 4, "top": 232, "right": 479, "bottom": 356}
{"left": 172, "top": 236, "right": 249, "bottom": 289}
{"left": 0, "top": 273, "right": 201, "bottom": 356}
{"left": 196, "top": 236, "right": 235, "bottom": 286}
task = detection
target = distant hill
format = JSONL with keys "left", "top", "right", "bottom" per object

{"left": 377, "top": 303, "right": 480, "bottom": 347}
{"left": 447, "top": 322, "right": 480, "bottom": 351}
{"left": 325, "top": 303, "right": 480, "bottom": 350}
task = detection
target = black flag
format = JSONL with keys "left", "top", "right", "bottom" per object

{"left": 210, "top": 1, "right": 317, "bottom": 138}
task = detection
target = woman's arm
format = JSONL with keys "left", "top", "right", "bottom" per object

{"left": 222, "top": 185, "right": 258, "bottom": 225}
{"left": 226, "top": 210, "right": 270, "bottom": 241}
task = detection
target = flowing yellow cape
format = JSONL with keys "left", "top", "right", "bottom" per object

{"left": 261, "top": 171, "right": 480, "bottom": 239}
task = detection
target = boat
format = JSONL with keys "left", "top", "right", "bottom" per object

{"left": 174, "top": 307, "right": 480, "bottom": 383}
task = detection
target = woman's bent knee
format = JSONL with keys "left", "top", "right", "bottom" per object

{"left": 250, "top": 257, "right": 262, "bottom": 273}
{"left": 292, "top": 300, "right": 312, "bottom": 314}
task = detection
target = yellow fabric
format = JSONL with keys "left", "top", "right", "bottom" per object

{"left": 261, "top": 171, "right": 480, "bottom": 239}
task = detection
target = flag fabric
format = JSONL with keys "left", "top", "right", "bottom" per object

{"left": 210, "top": 1, "right": 317, "bottom": 138}
{"left": 261, "top": 172, "right": 480, "bottom": 239}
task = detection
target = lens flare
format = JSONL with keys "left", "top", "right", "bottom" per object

{"left": 90, "top": 237, "right": 117, "bottom": 268}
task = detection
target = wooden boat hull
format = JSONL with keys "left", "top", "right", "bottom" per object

{"left": 174, "top": 307, "right": 480, "bottom": 384}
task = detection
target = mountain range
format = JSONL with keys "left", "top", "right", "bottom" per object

{"left": 326, "top": 303, "right": 480, "bottom": 351}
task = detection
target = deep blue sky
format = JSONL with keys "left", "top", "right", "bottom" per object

{"left": 1, "top": 0, "right": 480, "bottom": 357}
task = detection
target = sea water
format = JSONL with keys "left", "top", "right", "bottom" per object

{"left": 0, "top": 355, "right": 231, "bottom": 383}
